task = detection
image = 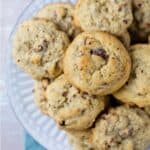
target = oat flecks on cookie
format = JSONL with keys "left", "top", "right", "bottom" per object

{"left": 12, "top": 1, "right": 150, "bottom": 150}
{"left": 36, "top": 3, "right": 81, "bottom": 39}
{"left": 34, "top": 78, "right": 52, "bottom": 114}
{"left": 75, "top": 0, "right": 133, "bottom": 36}
{"left": 46, "top": 75, "right": 107, "bottom": 130}
{"left": 92, "top": 106, "right": 150, "bottom": 150}
{"left": 129, "top": 0, "right": 150, "bottom": 43}
{"left": 114, "top": 44, "right": 150, "bottom": 107}
{"left": 13, "top": 19, "right": 70, "bottom": 80}
{"left": 68, "top": 129, "right": 95, "bottom": 150}
{"left": 64, "top": 31, "right": 131, "bottom": 95}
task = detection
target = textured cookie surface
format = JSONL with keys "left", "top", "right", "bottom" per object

{"left": 114, "top": 44, "right": 150, "bottom": 107}
{"left": 36, "top": 3, "right": 81, "bottom": 39}
{"left": 46, "top": 75, "right": 107, "bottom": 130}
{"left": 133, "top": 0, "right": 150, "bottom": 32}
{"left": 130, "top": 0, "right": 150, "bottom": 43}
{"left": 34, "top": 78, "right": 51, "bottom": 114}
{"left": 92, "top": 106, "right": 150, "bottom": 150}
{"left": 118, "top": 30, "right": 131, "bottom": 48}
{"left": 144, "top": 106, "right": 150, "bottom": 117}
{"left": 75, "top": 0, "right": 133, "bottom": 36}
{"left": 13, "top": 19, "right": 70, "bottom": 80}
{"left": 64, "top": 32, "right": 131, "bottom": 95}
{"left": 68, "top": 129, "right": 96, "bottom": 150}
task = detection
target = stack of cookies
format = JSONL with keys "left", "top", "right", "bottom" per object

{"left": 12, "top": 1, "right": 150, "bottom": 150}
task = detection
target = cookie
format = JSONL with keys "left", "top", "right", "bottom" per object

{"left": 129, "top": 21, "right": 150, "bottom": 43}
{"left": 114, "top": 44, "right": 150, "bottom": 107}
{"left": 118, "top": 30, "right": 131, "bottom": 48}
{"left": 13, "top": 19, "right": 70, "bottom": 80}
{"left": 36, "top": 3, "right": 81, "bottom": 39}
{"left": 46, "top": 75, "right": 107, "bottom": 130}
{"left": 75, "top": 0, "right": 133, "bottom": 36}
{"left": 68, "top": 129, "right": 95, "bottom": 150}
{"left": 132, "top": 0, "right": 150, "bottom": 32}
{"left": 129, "top": 0, "right": 150, "bottom": 43}
{"left": 63, "top": 31, "right": 131, "bottom": 95}
{"left": 34, "top": 78, "right": 51, "bottom": 114}
{"left": 92, "top": 106, "right": 150, "bottom": 150}
{"left": 144, "top": 106, "right": 150, "bottom": 117}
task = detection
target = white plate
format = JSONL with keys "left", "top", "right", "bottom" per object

{"left": 7, "top": 0, "right": 76, "bottom": 149}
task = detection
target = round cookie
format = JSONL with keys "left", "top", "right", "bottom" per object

{"left": 64, "top": 31, "right": 131, "bottom": 95}
{"left": 13, "top": 19, "right": 70, "bottom": 80}
{"left": 75, "top": 0, "right": 133, "bottom": 36}
{"left": 114, "top": 44, "right": 150, "bottom": 107}
{"left": 46, "top": 75, "right": 107, "bottom": 130}
{"left": 36, "top": 3, "right": 81, "bottom": 39}
{"left": 118, "top": 30, "right": 131, "bottom": 48}
{"left": 68, "top": 129, "right": 96, "bottom": 150}
{"left": 34, "top": 78, "right": 51, "bottom": 114}
{"left": 92, "top": 106, "right": 150, "bottom": 150}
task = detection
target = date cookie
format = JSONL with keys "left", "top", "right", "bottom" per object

{"left": 75, "top": 0, "right": 133, "bottom": 36}
{"left": 34, "top": 78, "right": 51, "bottom": 114}
{"left": 13, "top": 19, "right": 70, "bottom": 80}
{"left": 92, "top": 106, "right": 150, "bottom": 150}
{"left": 46, "top": 75, "right": 107, "bottom": 130}
{"left": 64, "top": 32, "right": 131, "bottom": 95}
{"left": 36, "top": 3, "right": 81, "bottom": 39}
{"left": 114, "top": 44, "right": 150, "bottom": 107}
{"left": 68, "top": 129, "right": 96, "bottom": 150}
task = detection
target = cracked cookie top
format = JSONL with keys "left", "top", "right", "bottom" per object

{"left": 64, "top": 32, "right": 131, "bottom": 95}
{"left": 46, "top": 75, "right": 107, "bottom": 130}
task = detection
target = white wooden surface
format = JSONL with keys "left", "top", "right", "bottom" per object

{"left": 0, "top": 0, "right": 32, "bottom": 149}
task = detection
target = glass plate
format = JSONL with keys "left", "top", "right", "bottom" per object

{"left": 7, "top": 0, "right": 76, "bottom": 149}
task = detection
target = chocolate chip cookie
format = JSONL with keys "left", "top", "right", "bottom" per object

{"left": 46, "top": 75, "right": 107, "bottom": 130}
{"left": 64, "top": 31, "right": 131, "bottom": 95}
{"left": 13, "top": 19, "right": 70, "bottom": 80}
{"left": 92, "top": 106, "right": 150, "bottom": 150}
{"left": 114, "top": 44, "right": 150, "bottom": 107}
{"left": 36, "top": 3, "right": 81, "bottom": 39}
{"left": 75, "top": 0, "right": 133, "bottom": 36}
